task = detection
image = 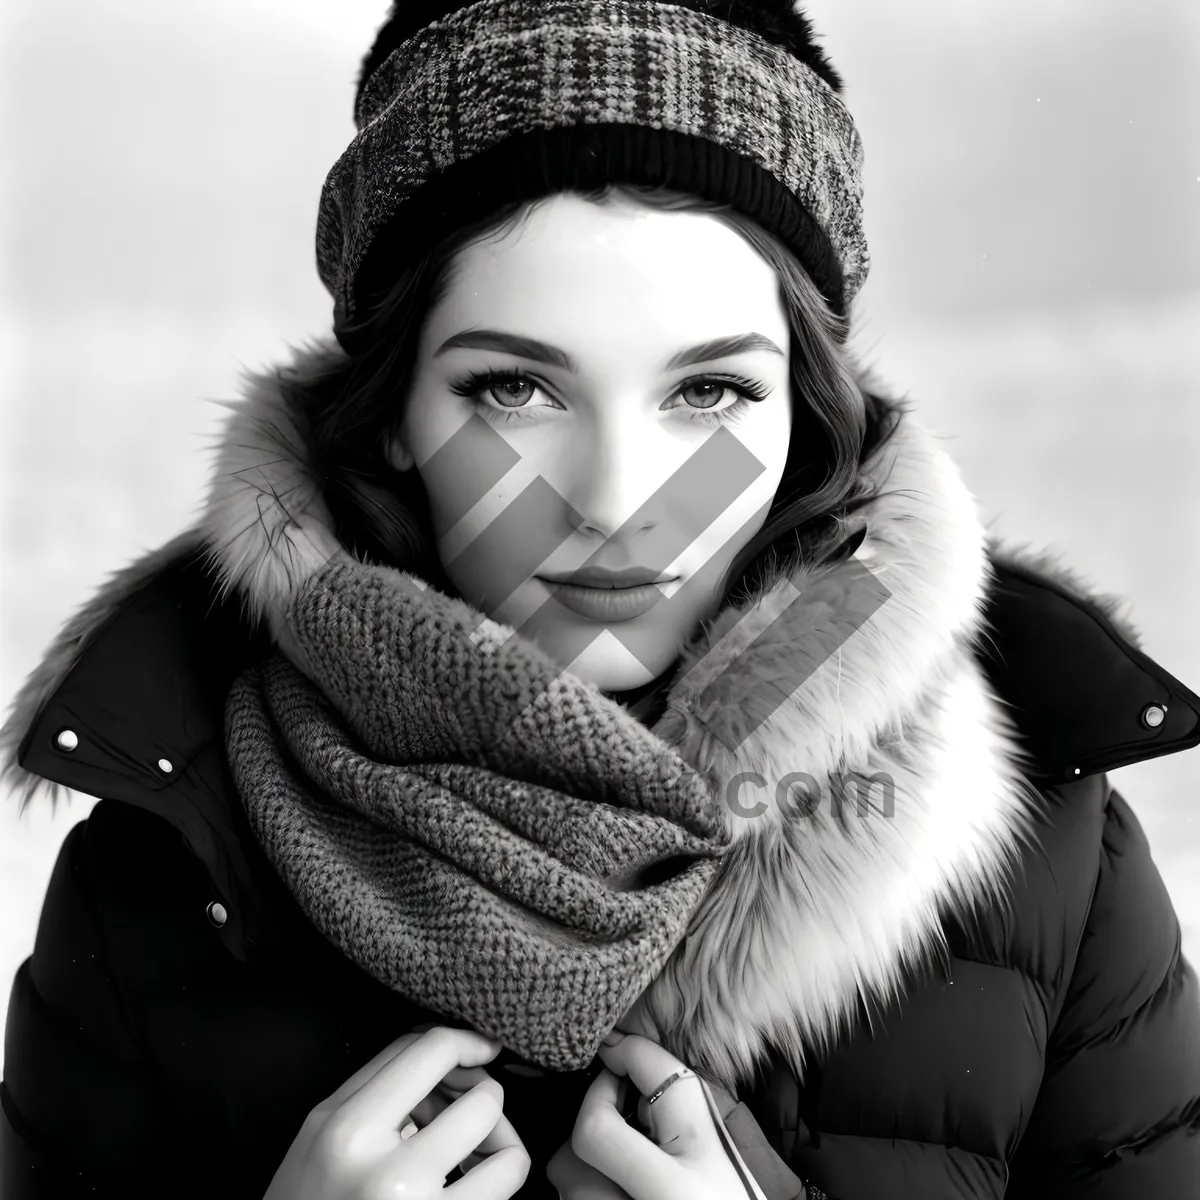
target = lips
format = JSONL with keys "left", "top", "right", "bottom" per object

{"left": 534, "top": 567, "right": 680, "bottom": 623}
{"left": 539, "top": 566, "right": 678, "bottom": 589}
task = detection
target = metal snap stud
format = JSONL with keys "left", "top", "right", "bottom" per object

{"left": 157, "top": 757, "right": 174, "bottom": 774}
{"left": 206, "top": 901, "right": 228, "bottom": 928}
{"left": 1140, "top": 703, "right": 1167, "bottom": 730}
{"left": 55, "top": 729, "right": 79, "bottom": 752}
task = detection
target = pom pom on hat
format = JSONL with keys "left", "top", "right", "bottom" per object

{"left": 355, "top": 0, "right": 844, "bottom": 119}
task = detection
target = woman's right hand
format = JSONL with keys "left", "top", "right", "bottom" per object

{"left": 263, "top": 1025, "right": 531, "bottom": 1199}
{"left": 548, "top": 1033, "right": 762, "bottom": 1200}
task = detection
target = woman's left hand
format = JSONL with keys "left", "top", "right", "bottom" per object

{"left": 546, "top": 1032, "right": 753, "bottom": 1200}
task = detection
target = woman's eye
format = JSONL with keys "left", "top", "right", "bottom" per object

{"left": 665, "top": 376, "right": 771, "bottom": 426}
{"left": 487, "top": 377, "right": 538, "bottom": 408}
{"left": 678, "top": 381, "right": 733, "bottom": 411}
{"left": 448, "top": 371, "right": 554, "bottom": 414}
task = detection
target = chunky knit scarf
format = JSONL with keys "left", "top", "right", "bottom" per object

{"left": 224, "top": 557, "right": 730, "bottom": 1072}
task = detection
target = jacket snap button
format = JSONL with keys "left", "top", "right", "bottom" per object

{"left": 1140, "top": 703, "right": 1167, "bottom": 730}
{"left": 55, "top": 729, "right": 79, "bottom": 752}
{"left": 157, "top": 757, "right": 174, "bottom": 774}
{"left": 206, "top": 901, "right": 228, "bottom": 928}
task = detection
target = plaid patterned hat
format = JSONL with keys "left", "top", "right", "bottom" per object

{"left": 317, "top": 0, "right": 868, "bottom": 351}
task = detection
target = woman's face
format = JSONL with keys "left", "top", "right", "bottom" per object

{"left": 388, "top": 192, "right": 793, "bottom": 691}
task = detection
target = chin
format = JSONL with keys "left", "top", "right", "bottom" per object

{"left": 551, "top": 628, "right": 673, "bottom": 694}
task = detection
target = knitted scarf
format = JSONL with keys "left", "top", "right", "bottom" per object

{"left": 224, "top": 557, "right": 731, "bottom": 1072}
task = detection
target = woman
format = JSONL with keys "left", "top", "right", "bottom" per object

{"left": 3, "top": 1, "right": 1199, "bottom": 1197}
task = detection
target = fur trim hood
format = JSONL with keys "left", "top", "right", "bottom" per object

{"left": 203, "top": 337, "right": 1048, "bottom": 1095}
{"left": 4, "top": 335, "right": 1197, "bottom": 1093}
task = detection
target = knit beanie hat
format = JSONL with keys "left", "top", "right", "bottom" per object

{"left": 316, "top": 0, "right": 867, "bottom": 353}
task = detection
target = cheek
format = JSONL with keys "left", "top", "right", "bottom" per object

{"left": 734, "top": 398, "right": 793, "bottom": 509}
{"left": 753, "top": 397, "right": 794, "bottom": 478}
{"left": 690, "top": 403, "right": 791, "bottom": 568}
{"left": 399, "top": 384, "right": 456, "bottom": 463}
{"left": 399, "top": 392, "right": 495, "bottom": 517}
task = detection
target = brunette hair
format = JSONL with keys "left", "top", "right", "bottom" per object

{"left": 283, "top": 184, "right": 900, "bottom": 609}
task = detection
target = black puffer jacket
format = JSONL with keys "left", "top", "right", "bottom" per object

{"left": 3, "top": 347, "right": 1200, "bottom": 1198}
{"left": 4, "top": 550, "right": 1199, "bottom": 1198}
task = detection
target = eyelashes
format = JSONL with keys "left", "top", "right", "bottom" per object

{"left": 447, "top": 368, "right": 772, "bottom": 428}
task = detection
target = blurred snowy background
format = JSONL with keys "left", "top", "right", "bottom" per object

{"left": 2, "top": 0, "right": 1198, "bottom": 1076}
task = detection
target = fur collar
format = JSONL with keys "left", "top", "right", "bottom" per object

{"left": 1, "top": 335, "right": 1094, "bottom": 1093}
{"left": 620, "top": 388, "right": 1047, "bottom": 1089}
{"left": 195, "top": 336, "right": 1046, "bottom": 1091}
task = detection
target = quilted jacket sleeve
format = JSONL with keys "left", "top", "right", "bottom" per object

{"left": 1006, "top": 785, "right": 1200, "bottom": 1197}
{"left": 1, "top": 818, "right": 173, "bottom": 1200}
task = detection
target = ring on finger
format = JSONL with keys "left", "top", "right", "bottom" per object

{"left": 646, "top": 1068, "right": 697, "bottom": 1105}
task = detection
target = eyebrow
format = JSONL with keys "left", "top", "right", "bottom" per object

{"left": 432, "top": 328, "right": 785, "bottom": 372}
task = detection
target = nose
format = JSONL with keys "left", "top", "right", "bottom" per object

{"left": 560, "top": 417, "right": 663, "bottom": 546}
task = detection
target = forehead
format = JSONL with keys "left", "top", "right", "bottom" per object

{"left": 423, "top": 194, "right": 787, "bottom": 356}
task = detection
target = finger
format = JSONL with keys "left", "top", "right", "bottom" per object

{"left": 597, "top": 1037, "right": 708, "bottom": 1153}
{"left": 334, "top": 1026, "right": 503, "bottom": 1137}
{"left": 409, "top": 1077, "right": 506, "bottom": 1168}
{"left": 407, "top": 1064, "right": 495, "bottom": 1130}
{"left": 405, "top": 1065, "right": 524, "bottom": 1170}
{"left": 323, "top": 1029, "right": 500, "bottom": 1114}
{"left": 444, "top": 1144, "right": 531, "bottom": 1199}
{"left": 320, "top": 1031, "right": 426, "bottom": 1109}
{"left": 455, "top": 1108, "right": 525, "bottom": 1175}
{"left": 465, "top": 1104, "right": 528, "bottom": 1161}
{"left": 459, "top": 1105, "right": 525, "bottom": 1166}
{"left": 455, "top": 1110, "right": 528, "bottom": 1182}
{"left": 596, "top": 1034, "right": 692, "bottom": 1099}
{"left": 438, "top": 1063, "right": 496, "bottom": 1096}
{"left": 407, "top": 1089, "right": 449, "bottom": 1133}
{"left": 572, "top": 1067, "right": 682, "bottom": 1198}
